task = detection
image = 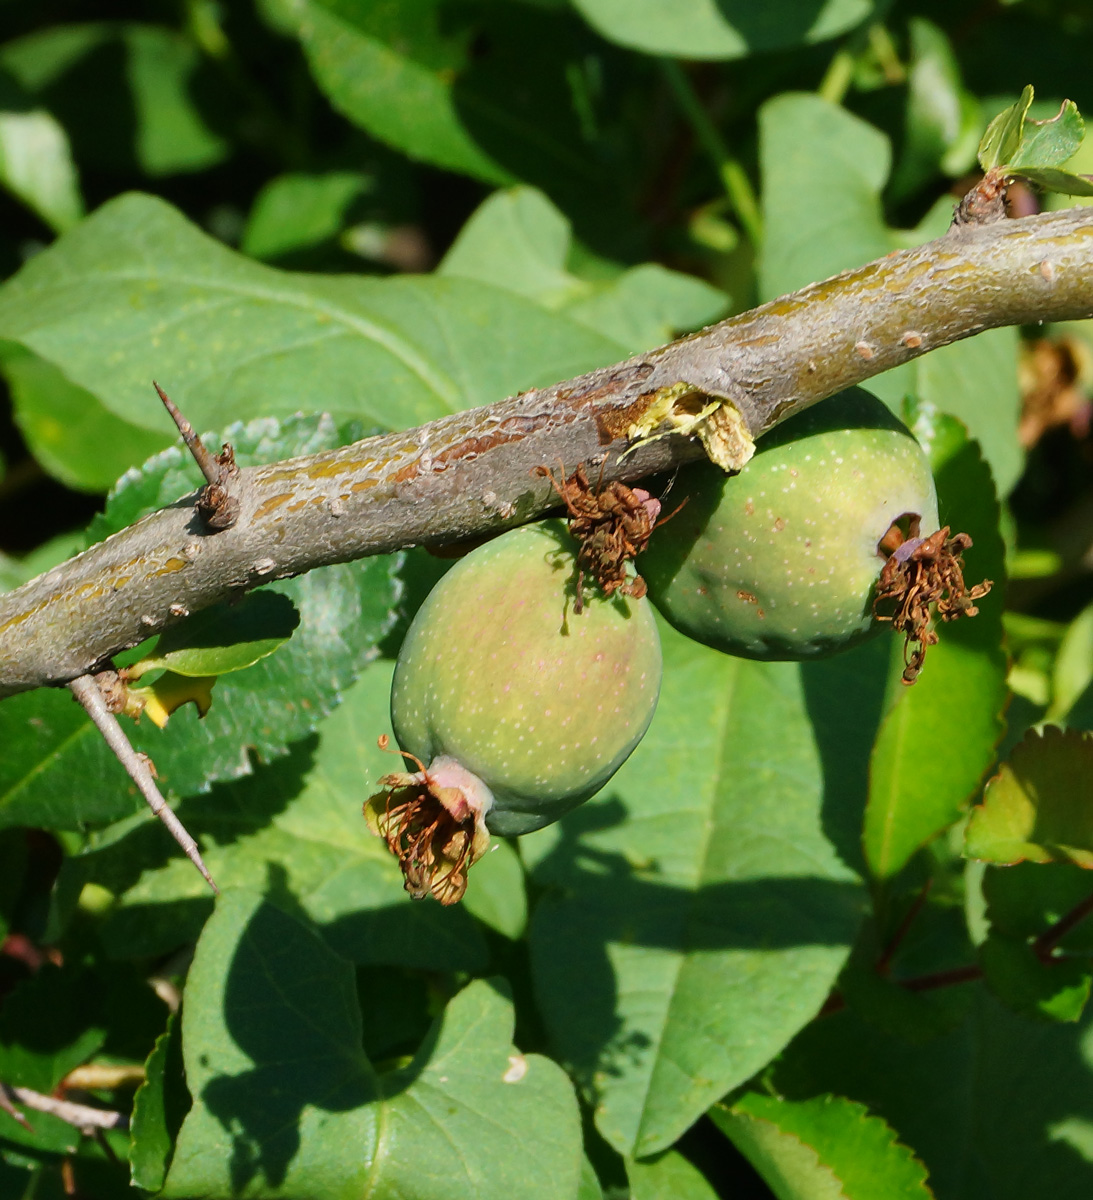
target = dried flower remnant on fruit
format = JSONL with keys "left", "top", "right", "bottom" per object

{"left": 873, "top": 521, "right": 993, "bottom": 684}
{"left": 536, "top": 463, "right": 661, "bottom": 611}
{"left": 364, "top": 738, "right": 491, "bottom": 904}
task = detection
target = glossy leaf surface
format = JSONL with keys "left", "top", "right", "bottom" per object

{"left": 527, "top": 620, "right": 863, "bottom": 1158}
{"left": 160, "top": 890, "right": 582, "bottom": 1199}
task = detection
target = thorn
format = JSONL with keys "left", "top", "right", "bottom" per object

{"left": 154, "top": 382, "right": 241, "bottom": 531}
{"left": 154, "top": 381, "right": 220, "bottom": 486}
{"left": 68, "top": 674, "right": 219, "bottom": 894}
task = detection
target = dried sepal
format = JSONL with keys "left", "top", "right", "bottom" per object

{"left": 365, "top": 741, "right": 492, "bottom": 904}
{"left": 873, "top": 520, "right": 993, "bottom": 684}
{"left": 536, "top": 463, "right": 661, "bottom": 612}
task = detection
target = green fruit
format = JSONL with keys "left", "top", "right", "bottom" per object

{"left": 641, "top": 388, "right": 940, "bottom": 660}
{"left": 370, "top": 520, "right": 662, "bottom": 902}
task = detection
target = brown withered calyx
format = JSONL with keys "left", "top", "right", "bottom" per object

{"left": 537, "top": 463, "right": 662, "bottom": 612}
{"left": 873, "top": 520, "right": 993, "bottom": 684}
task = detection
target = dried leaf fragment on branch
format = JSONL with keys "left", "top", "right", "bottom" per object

{"left": 536, "top": 463, "right": 662, "bottom": 611}
{"left": 873, "top": 521, "right": 993, "bottom": 684}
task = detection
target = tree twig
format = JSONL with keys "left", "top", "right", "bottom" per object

{"left": 0, "top": 1082, "right": 128, "bottom": 1134}
{"left": 3, "top": 208, "right": 1093, "bottom": 698}
{"left": 1034, "top": 889, "right": 1093, "bottom": 960}
{"left": 0, "top": 1083, "right": 33, "bottom": 1131}
{"left": 66, "top": 674, "right": 218, "bottom": 893}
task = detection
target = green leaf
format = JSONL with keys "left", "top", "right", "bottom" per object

{"left": 893, "top": 282, "right": 1021, "bottom": 499}
{"left": 863, "top": 408, "right": 1007, "bottom": 881}
{"left": 129, "top": 1011, "right": 187, "bottom": 1194}
{"left": 0, "top": 1097, "right": 81, "bottom": 1160}
{"left": 301, "top": 0, "right": 509, "bottom": 184}
{"left": 0, "top": 24, "right": 229, "bottom": 177}
{"left": 300, "top": 0, "right": 653, "bottom": 252}
{"left": 889, "top": 20, "right": 981, "bottom": 200}
{"left": 569, "top": 0, "right": 874, "bottom": 60}
{"left": 0, "top": 415, "right": 399, "bottom": 828}
{"left": 711, "top": 1108, "right": 846, "bottom": 1197}
{"left": 979, "top": 932, "right": 1091, "bottom": 1023}
{"left": 0, "top": 961, "right": 161, "bottom": 1159}
{"left": 162, "top": 890, "right": 583, "bottom": 1199}
{"left": 0, "top": 192, "right": 623, "bottom": 435}
{"left": 1011, "top": 166, "right": 1093, "bottom": 196}
{"left": 0, "top": 685, "right": 121, "bottom": 829}
{"left": 983, "top": 860, "right": 1093, "bottom": 952}
{"left": 61, "top": 658, "right": 489, "bottom": 971}
{"left": 759, "top": 93, "right": 891, "bottom": 304}
{"left": 977, "top": 84, "right": 1033, "bottom": 172}
{"left": 355, "top": 966, "right": 434, "bottom": 1064}
{"left": 127, "top": 591, "right": 300, "bottom": 680}
{"left": 627, "top": 1149, "right": 719, "bottom": 1199}
{"left": 254, "top": 0, "right": 303, "bottom": 35}
{"left": 0, "top": 831, "right": 25, "bottom": 943}
{"left": 0, "top": 70, "right": 82, "bottom": 232}
{"left": 441, "top": 186, "right": 582, "bottom": 308}
{"left": 114, "top": 25, "right": 231, "bottom": 175}
{"left": 526, "top": 619, "right": 863, "bottom": 1158}
{"left": 1010, "top": 99, "right": 1085, "bottom": 171}
{"left": 0, "top": 530, "right": 85, "bottom": 594}
{"left": 439, "top": 186, "right": 727, "bottom": 352}
{"left": 838, "top": 906, "right": 976, "bottom": 1043}
{"left": 0, "top": 1156, "right": 36, "bottom": 1198}
{"left": 712, "top": 1093, "right": 932, "bottom": 1199}
{"left": 0, "top": 965, "right": 106, "bottom": 1094}
{"left": 2, "top": 345, "right": 171, "bottom": 492}
{"left": 773, "top": 993, "right": 1093, "bottom": 1198}
{"left": 759, "top": 95, "right": 1022, "bottom": 493}
{"left": 460, "top": 838, "right": 528, "bottom": 941}
{"left": 564, "top": 264, "right": 728, "bottom": 355}
{"left": 578, "top": 1156, "right": 605, "bottom": 1200}
{"left": 799, "top": 636, "right": 893, "bottom": 878}
{"left": 966, "top": 726, "right": 1093, "bottom": 867}
{"left": 1050, "top": 602, "right": 1093, "bottom": 722}
{"left": 241, "top": 171, "right": 373, "bottom": 261}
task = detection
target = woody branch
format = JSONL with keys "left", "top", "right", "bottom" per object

{"left": 2, "top": 207, "right": 1093, "bottom": 699}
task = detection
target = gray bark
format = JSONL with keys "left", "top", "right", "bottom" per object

{"left": 2, "top": 207, "right": 1092, "bottom": 698}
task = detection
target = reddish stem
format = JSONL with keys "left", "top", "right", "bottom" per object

{"left": 819, "top": 885, "right": 1093, "bottom": 1017}
{"left": 877, "top": 877, "right": 934, "bottom": 975}
{"left": 1034, "top": 889, "right": 1093, "bottom": 960}
{"left": 898, "top": 963, "right": 983, "bottom": 993}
